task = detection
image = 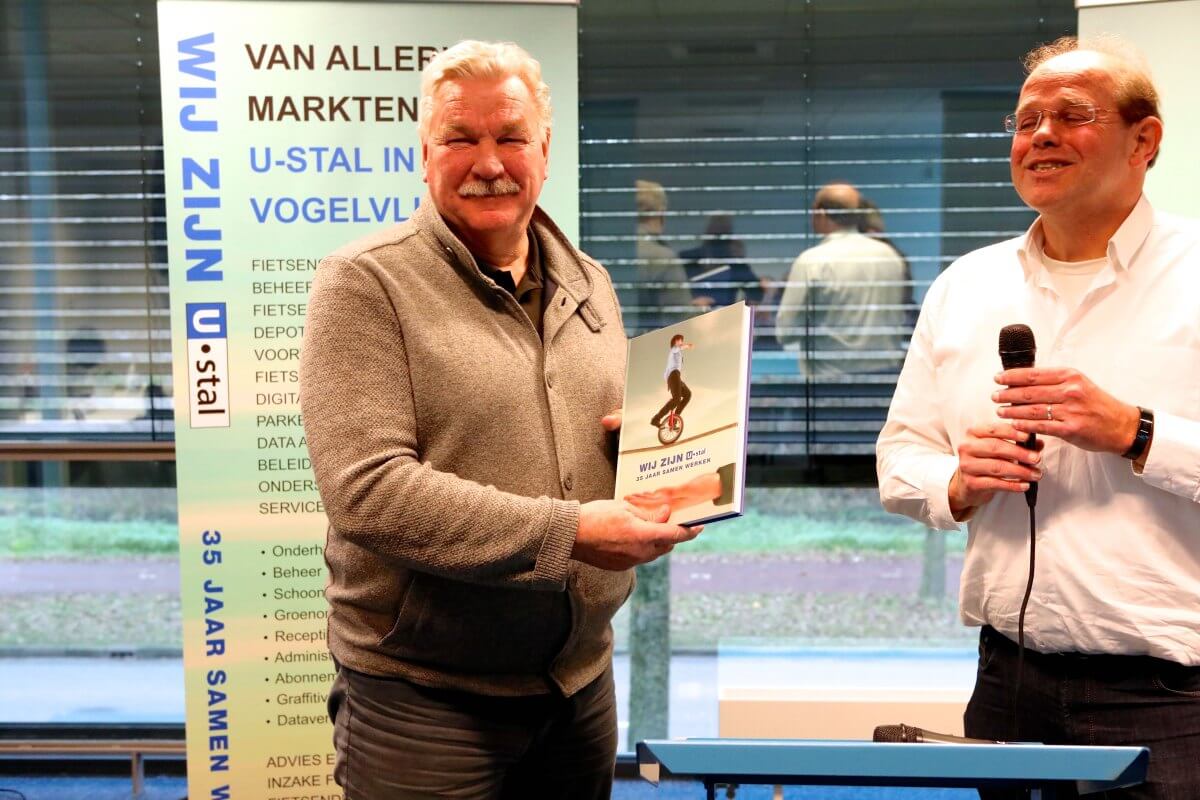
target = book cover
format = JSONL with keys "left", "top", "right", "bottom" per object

{"left": 615, "top": 302, "right": 753, "bottom": 527}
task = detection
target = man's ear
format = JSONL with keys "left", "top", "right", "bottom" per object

{"left": 542, "top": 127, "right": 552, "bottom": 179}
{"left": 420, "top": 136, "right": 430, "bottom": 184}
{"left": 1131, "top": 115, "right": 1163, "bottom": 169}
{"left": 810, "top": 207, "right": 826, "bottom": 233}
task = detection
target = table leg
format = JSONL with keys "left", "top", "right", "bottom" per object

{"left": 131, "top": 751, "right": 144, "bottom": 797}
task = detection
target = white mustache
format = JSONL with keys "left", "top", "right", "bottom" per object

{"left": 458, "top": 177, "right": 520, "bottom": 197}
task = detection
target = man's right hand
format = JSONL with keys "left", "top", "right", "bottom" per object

{"left": 948, "top": 422, "right": 1043, "bottom": 519}
{"left": 573, "top": 499, "right": 702, "bottom": 570}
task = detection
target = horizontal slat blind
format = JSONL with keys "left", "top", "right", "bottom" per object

{"left": 578, "top": 0, "right": 1071, "bottom": 456}
{"left": 1, "top": 0, "right": 170, "bottom": 440}
{"left": 2, "top": 0, "right": 1075, "bottom": 452}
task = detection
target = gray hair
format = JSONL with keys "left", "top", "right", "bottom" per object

{"left": 419, "top": 40, "right": 552, "bottom": 142}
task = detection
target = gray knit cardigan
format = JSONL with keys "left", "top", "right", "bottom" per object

{"left": 300, "top": 199, "right": 630, "bottom": 697}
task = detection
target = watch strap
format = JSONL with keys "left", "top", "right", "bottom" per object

{"left": 1122, "top": 406, "right": 1154, "bottom": 460}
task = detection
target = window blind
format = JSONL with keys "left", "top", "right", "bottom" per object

{"left": 578, "top": 0, "right": 1070, "bottom": 457}
{"left": 1, "top": 0, "right": 170, "bottom": 440}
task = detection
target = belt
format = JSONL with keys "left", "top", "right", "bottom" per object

{"left": 980, "top": 625, "right": 1191, "bottom": 673}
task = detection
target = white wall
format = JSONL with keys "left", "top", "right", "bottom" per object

{"left": 1079, "top": 0, "right": 1200, "bottom": 218}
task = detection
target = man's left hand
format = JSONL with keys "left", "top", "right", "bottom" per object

{"left": 993, "top": 367, "right": 1139, "bottom": 455}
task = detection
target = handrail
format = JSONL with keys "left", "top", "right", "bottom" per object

{"left": 0, "top": 738, "right": 186, "bottom": 797}
{"left": 0, "top": 441, "right": 175, "bottom": 461}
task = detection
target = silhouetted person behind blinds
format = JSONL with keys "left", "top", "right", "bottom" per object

{"left": 776, "top": 182, "right": 909, "bottom": 377}
{"left": 635, "top": 179, "right": 691, "bottom": 329}
{"left": 679, "top": 213, "right": 765, "bottom": 311}
{"left": 858, "top": 196, "right": 917, "bottom": 329}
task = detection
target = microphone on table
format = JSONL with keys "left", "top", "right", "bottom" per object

{"left": 873, "top": 723, "right": 1002, "bottom": 745}
{"left": 998, "top": 323, "right": 1039, "bottom": 509}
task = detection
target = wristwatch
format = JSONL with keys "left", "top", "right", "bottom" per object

{"left": 1122, "top": 406, "right": 1154, "bottom": 460}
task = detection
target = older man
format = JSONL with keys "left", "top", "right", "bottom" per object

{"left": 300, "top": 40, "right": 697, "bottom": 799}
{"left": 877, "top": 37, "right": 1200, "bottom": 798}
{"left": 777, "top": 182, "right": 909, "bottom": 377}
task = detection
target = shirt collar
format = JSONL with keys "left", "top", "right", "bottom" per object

{"left": 417, "top": 197, "right": 591, "bottom": 302}
{"left": 1017, "top": 194, "right": 1154, "bottom": 278}
{"left": 478, "top": 231, "right": 543, "bottom": 297}
{"left": 1106, "top": 194, "right": 1154, "bottom": 271}
{"left": 822, "top": 229, "right": 857, "bottom": 242}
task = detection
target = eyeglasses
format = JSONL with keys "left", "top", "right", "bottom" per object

{"left": 1004, "top": 103, "right": 1116, "bottom": 134}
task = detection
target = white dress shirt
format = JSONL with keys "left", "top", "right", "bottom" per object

{"left": 664, "top": 345, "right": 684, "bottom": 380}
{"left": 877, "top": 196, "right": 1200, "bottom": 665}
{"left": 777, "top": 230, "right": 909, "bottom": 376}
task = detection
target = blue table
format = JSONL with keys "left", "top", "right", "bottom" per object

{"left": 637, "top": 739, "right": 1148, "bottom": 799}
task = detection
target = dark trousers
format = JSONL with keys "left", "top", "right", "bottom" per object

{"left": 328, "top": 664, "right": 617, "bottom": 800}
{"left": 653, "top": 369, "right": 692, "bottom": 423}
{"left": 964, "top": 626, "right": 1200, "bottom": 799}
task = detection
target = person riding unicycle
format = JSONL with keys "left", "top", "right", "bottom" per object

{"left": 651, "top": 334, "right": 694, "bottom": 441}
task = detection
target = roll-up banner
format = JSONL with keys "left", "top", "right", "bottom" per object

{"left": 157, "top": 2, "right": 578, "bottom": 795}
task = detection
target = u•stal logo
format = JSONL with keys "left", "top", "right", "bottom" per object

{"left": 186, "top": 302, "right": 230, "bottom": 428}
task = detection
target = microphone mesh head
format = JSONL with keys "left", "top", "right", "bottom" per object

{"left": 999, "top": 324, "right": 1036, "bottom": 370}
{"left": 872, "top": 724, "right": 907, "bottom": 743}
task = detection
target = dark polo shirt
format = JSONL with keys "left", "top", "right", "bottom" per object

{"left": 478, "top": 230, "right": 557, "bottom": 339}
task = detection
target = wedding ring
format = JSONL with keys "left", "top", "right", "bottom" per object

{"left": 1046, "top": 405, "right": 1054, "bottom": 421}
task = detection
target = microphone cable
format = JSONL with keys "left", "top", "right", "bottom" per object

{"left": 998, "top": 324, "right": 1039, "bottom": 743}
{"left": 1013, "top": 490, "right": 1036, "bottom": 743}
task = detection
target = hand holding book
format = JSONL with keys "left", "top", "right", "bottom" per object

{"left": 572, "top": 498, "right": 703, "bottom": 571}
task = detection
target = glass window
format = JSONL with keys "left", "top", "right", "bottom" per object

{"left": 577, "top": 0, "right": 1074, "bottom": 748}
{"left": 1, "top": 0, "right": 170, "bottom": 442}
{"left": 1, "top": 0, "right": 1077, "bottom": 749}
{"left": 0, "top": 0, "right": 179, "bottom": 726}
{"left": 0, "top": 457, "right": 182, "bottom": 723}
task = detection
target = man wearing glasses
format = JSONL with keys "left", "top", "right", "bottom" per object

{"left": 877, "top": 36, "right": 1200, "bottom": 797}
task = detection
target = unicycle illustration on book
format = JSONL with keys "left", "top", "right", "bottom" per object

{"left": 657, "top": 406, "right": 684, "bottom": 444}
{"left": 650, "top": 334, "right": 694, "bottom": 445}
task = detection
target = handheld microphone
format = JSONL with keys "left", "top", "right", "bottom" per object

{"left": 998, "top": 324, "right": 1038, "bottom": 508}
{"left": 998, "top": 324, "right": 1042, "bottom": 741}
{"left": 872, "top": 723, "right": 1002, "bottom": 745}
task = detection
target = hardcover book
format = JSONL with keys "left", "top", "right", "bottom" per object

{"left": 614, "top": 302, "right": 753, "bottom": 527}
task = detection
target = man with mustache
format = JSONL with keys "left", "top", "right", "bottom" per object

{"left": 300, "top": 40, "right": 698, "bottom": 799}
{"left": 877, "top": 36, "right": 1200, "bottom": 798}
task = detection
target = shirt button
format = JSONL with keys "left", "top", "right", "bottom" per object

{"left": 563, "top": 475, "right": 573, "bottom": 491}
